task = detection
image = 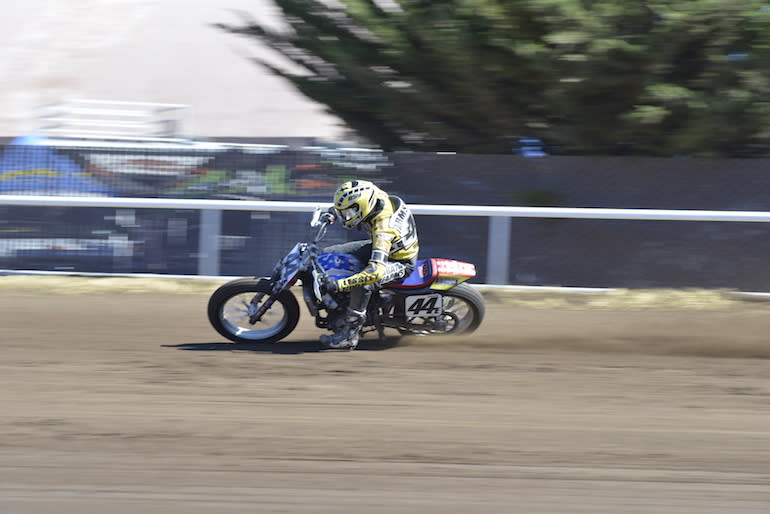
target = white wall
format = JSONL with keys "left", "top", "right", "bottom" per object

{"left": 0, "top": 0, "right": 344, "bottom": 139}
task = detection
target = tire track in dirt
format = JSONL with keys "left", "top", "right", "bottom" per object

{"left": 1, "top": 280, "right": 769, "bottom": 513}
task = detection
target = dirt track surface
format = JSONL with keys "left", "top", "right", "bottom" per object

{"left": 2, "top": 277, "right": 770, "bottom": 513}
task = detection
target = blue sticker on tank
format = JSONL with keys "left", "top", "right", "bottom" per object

{"left": 318, "top": 252, "right": 364, "bottom": 279}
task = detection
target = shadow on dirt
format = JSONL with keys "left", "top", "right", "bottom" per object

{"left": 163, "top": 338, "right": 403, "bottom": 355}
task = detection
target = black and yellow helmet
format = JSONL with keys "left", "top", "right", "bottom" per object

{"left": 333, "top": 180, "right": 386, "bottom": 229}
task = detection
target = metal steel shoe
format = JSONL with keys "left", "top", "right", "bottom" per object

{"left": 319, "top": 309, "right": 365, "bottom": 350}
{"left": 319, "top": 328, "right": 359, "bottom": 350}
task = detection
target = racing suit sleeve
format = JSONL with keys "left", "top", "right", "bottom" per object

{"left": 336, "top": 221, "right": 395, "bottom": 292}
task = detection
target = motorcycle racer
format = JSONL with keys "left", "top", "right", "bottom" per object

{"left": 321, "top": 180, "right": 419, "bottom": 349}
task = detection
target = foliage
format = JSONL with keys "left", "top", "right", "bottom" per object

{"left": 218, "top": 0, "right": 770, "bottom": 156}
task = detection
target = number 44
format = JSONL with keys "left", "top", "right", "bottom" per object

{"left": 405, "top": 294, "right": 442, "bottom": 317}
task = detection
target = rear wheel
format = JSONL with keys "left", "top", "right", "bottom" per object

{"left": 207, "top": 278, "right": 300, "bottom": 344}
{"left": 398, "top": 283, "right": 485, "bottom": 336}
{"left": 434, "top": 283, "right": 485, "bottom": 334}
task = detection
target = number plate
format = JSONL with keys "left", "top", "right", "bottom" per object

{"left": 404, "top": 294, "right": 443, "bottom": 317}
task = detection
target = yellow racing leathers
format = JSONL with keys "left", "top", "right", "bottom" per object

{"left": 335, "top": 195, "right": 419, "bottom": 292}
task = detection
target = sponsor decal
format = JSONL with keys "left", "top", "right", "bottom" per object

{"left": 84, "top": 154, "right": 213, "bottom": 176}
{"left": 318, "top": 252, "right": 363, "bottom": 277}
{"left": 434, "top": 259, "right": 476, "bottom": 277}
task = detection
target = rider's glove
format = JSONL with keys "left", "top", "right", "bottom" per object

{"left": 322, "top": 275, "right": 339, "bottom": 294}
{"left": 320, "top": 207, "right": 337, "bottom": 224}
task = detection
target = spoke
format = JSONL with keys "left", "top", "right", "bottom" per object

{"left": 221, "top": 292, "right": 288, "bottom": 341}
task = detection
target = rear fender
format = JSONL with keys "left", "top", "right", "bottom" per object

{"left": 429, "top": 258, "right": 476, "bottom": 291}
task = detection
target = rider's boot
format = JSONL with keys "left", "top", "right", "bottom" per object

{"left": 320, "top": 309, "right": 365, "bottom": 350}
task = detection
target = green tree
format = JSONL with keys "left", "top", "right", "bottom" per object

{"left": 219, "top": 0, "right": 770, "bottom": 156}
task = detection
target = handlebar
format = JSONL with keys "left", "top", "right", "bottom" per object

{"left": 310, "top": 206, "right": 337, "bottom": 243}
{"left": 310, "top": 206, "right": 337, "bottom": 227}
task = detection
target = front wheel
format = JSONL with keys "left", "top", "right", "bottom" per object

{"left": 207, "top": 278, "right": 300, "bottom": 344}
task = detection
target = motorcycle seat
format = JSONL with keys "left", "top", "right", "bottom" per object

{"left": 388, "top": 259, "right": 437, "bottom": 289}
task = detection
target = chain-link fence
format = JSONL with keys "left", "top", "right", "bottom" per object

{"left": 3, "top": 140, "right": 770, "bottom": 289}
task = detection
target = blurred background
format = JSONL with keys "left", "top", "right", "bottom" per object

{"left": 2, "top": 0, "right": 770, "bottom": 289}
{"left": 0, "top": 0, "right": 343, "bottom": 139}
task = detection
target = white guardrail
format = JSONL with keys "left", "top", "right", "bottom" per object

{"left": 4, "top": 194, "right": 770, "bottom": 283}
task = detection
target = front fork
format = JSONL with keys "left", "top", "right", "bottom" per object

{"left": 248, "top": 292, "right": 272, "bottom": 324}
{"left": 247, "top": 277, "right": 279, "bottom": 324}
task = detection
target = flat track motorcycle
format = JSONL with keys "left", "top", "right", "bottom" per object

{"left": 207, "top": 208, "right": 485, "bottom": 346}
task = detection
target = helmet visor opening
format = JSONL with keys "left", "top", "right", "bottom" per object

{"left": 339, "top": 205, "right": 359, "bottom": 222}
